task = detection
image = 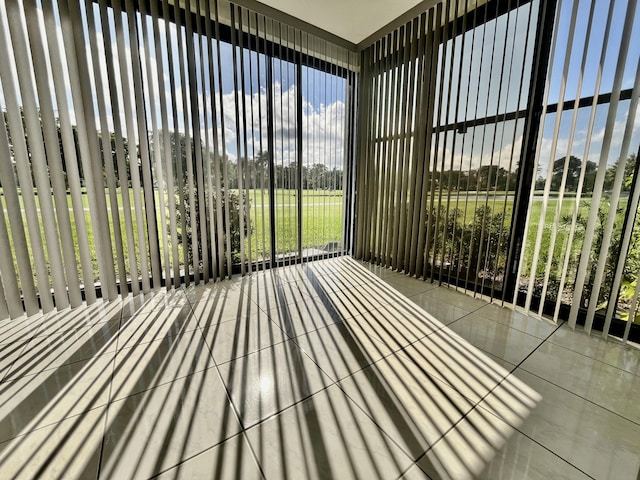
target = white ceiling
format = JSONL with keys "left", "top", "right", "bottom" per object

{"left": 257, "top": 0, "right": 423, "bottom": 44}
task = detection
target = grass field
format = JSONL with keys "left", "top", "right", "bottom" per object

{"left": 1, "top": 188, "right": 633, "bottom": 310}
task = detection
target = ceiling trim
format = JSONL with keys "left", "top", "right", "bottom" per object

{"left": 229, "top": 0, "right": 358, "bottom": 51}
{"left": 356, "top": 0, "right": 441, "bottom": 51}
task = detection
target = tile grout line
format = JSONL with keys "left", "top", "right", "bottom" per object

{"left": 185, "top": 291, "right": 268, "bottom": 480}
{"left": 95, "top": 305, "right": 125, "bottom": 480}
{"left": 466, "top": 319, "right": 600, "bottom": 480}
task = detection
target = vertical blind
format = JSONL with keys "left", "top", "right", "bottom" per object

{"left": 355, "top": 0, "right": 539, "bottom": 300}
{"left": 517, "top": 0, "right": 640, "bottom": 340}
{"left": 355, "top": 0, "right": 640, "bottom": 341}
{"left": 0, "top": 0, "right": 356, "bottom": 320}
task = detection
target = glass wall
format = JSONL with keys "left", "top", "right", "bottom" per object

{"left": 517, "top": 0, "right": 640, "bottom": 340}
{"left": 0, "top": 0, "right": 355, "bottom": 319}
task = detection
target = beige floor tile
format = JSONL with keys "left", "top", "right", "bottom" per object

{"left": 6, "top": 318, "right": 120, "bottom": 381}
{"left": 417, "top": 404, "right": 517, "bottom": 480}
{"left": 337, "top": 354, "right": 479, "bottom": 461}
{"left": 549, "top": 323, "right": 640, "bottom": 376}
{"left": 348, "top": 302, "right": 444, "bottom": 350}
{"left": 447, "top": 314, "right": 543, "bottom": 365}
{"left": 246, "top": 385, "right": 413, "bottom": 480}
{"left": 0, "top": 406, "right": 106, "bottom": 480}
{"left": 397, "top": 464, "right": 431, "bottom": 479}
{"left": 100, "top": 368, "right": 241, "bottom": 479}
{"left": 243, "top": 278, "right": 315, "bottom": 311}
{"left": 202, "top": 309, "right": 286, "bottom": 364}
{"left": 0, "top": 353, "right": 113, "bottom": 443}
{"left": 520, "top": 341, "right": 640, "bottom": 423}
{"left": 0, "top": 312, "right": 47, "bottom": 346}
{"left": 217, "top": 341, "right": 333, "bottom": 427}
{"left": 0, "top": 339, "right": 30, "bottom": 382}
{"left": 110, "top": 328, "right": 214, "bottom": 402}
{"left": 120, "top": 289, "right": 189, "bottom": 319}
{"left": 478, "top": 429, "right": 592, "bottom": 480}
{"left": 397, "top": 331, "right": 524, "bottom": 407}
{"left": 511, "top": 369, "right": 640, "bottom": 480}
{"left": 409, "top": 294, "right": 476, "bottom": 325}
{"left": 116, "top": 302, "right": 199, "bottom": 350}
{"left": 190, "top": 286, "right": 259, "bottom": 328}
{"left": 383, "top": 275, "right": 439, "bottom": 296}
{"left": 415, "top": 286, "right": 488, "bottom": 311}
{"left": 265, "top": 295, "right": 344, "bottom": 338}
{"left": 295, "top": 322, "right": 394, "bottom": 381}
{"left": 473, "top": 303, "right": 560, "bottom": 340}
{"left": 154, "top": 433, "right": 263, "bottom": 480}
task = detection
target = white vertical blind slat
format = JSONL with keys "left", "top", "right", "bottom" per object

{"left": 0, "top": 99, "right": 39, "bottom": 315}
{"left": 4, "top": 1, "right": 70, "bottom": 310}
{"left": 597, "top": 57, "right": 640, "bottom": 338}
{"left": 42, "top": 0, "right": 96, "bottom": 304}
{"left": 65, "top": 0, "right": 118, "bottom": 301}
{"left": 0, "top": 193, "right": 22, "bottom": 319}
{"left": 570, "top": 0, "right": 637, "bottom": 332}
{"left": 140, "top": 0, "right": 171, "bottom": 288}
{"left": 84, "top": 0, "right": 128, "bottom": 298}
{"left": 181, "top": 0, "right": 201, "bottom": 284}
{"left": 24, "top": 0, "right": 83, "bottom": 308}
{"left": 0, "top": 4, "right": 54, "bottom": 312}
{"left": 125, "top": 0, "right": 161, "bottom": 290}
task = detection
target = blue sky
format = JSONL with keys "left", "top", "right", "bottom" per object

{"left": 0, "top": 0, "right": 637, "bottom": 173}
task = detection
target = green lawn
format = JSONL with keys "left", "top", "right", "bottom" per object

{"left": 1, "top": 187, "right": 636, "bottom": 321}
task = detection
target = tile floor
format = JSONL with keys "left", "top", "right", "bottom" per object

{"left": 0, "top": 256, "right": 639, "bottom": 479}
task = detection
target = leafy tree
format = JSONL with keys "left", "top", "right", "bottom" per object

{"left": 551, "top": 156, "right": 597, "bottom": 192}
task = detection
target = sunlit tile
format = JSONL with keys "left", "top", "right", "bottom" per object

{"left": 186, "top": 280, "right": 243, "bottom": 306}
{"left": 383, "top": 275, "right": 438, "bottom": 296}
{"left": 116, "top": 302, "right": 199, "bottom": 351}
{"left": 348, "top": 303, "right": 443, "bottom": 349}
{"left": 266, "top": 296, "right": 343, "bottom": 338}
{"left": 110, "top": 328, "right": 214, "bottom": 402}
{"left": 295, "top": 322, "right": 394, "bottom": 381}
{"left": 0, "top": 406, "right": 106, "bottom": 480}
{"left": 0, "top": 354, "right": 113, "bottom": 443}
{"left": 338, "top": 354, "right": 478, "bottom": 461}
{"left": 0, "top": 339, "right": 30, "bottom": 382}
{"left": 316, "top": 287, "right": 385, "bottom": 319}
{"left": 202, "top": 309, "right": 286, "bottom": 364}
{"left": 120, "top": 289, "right": 188, "bottom": 319}
{"left": 242, "top": 278, "right": 313, "bottom": 311}
{"left": 100, "top": 368, "right": 241, "bottom": 479}
{"left": 398, "top": 334, "right": 510, "bottom": 404}
{"left": 511, "top": 369, "right": 640, "bottom": 479}
{"left": 245, "top": 385, "right": 413, "bottom": 480}
{"left": 411, "top": 286, "right": 488, "bottom": 313}
{"left": 473, "top": 303, "right": 560, "bottom": 339}
{"left": 417, "top": 404, "right": 516, "bottom": 480}
{"left": 549, "top": 324, "right": 640, "bottom": 376}
{"left": 478, "top": 429, "right": 592, "bottom": 480}
{"left": 520, "top": 341, "right": 640, "bottom": 424}
{"left": 34, "top": 300, "right": 122, "bottom": 336}
{"left": 0, "top": 313, "right": 46, "bottom": 346}
{"left": 5, "top": 318, "right": 120, "bottom": 381}
{"left": 447, "top": 314, "right": 543, "bottom": 365}
{"left": 217, "top": 341, "right": 332, "bottom": 427}
{"left": 190, "top": 286, "right": 258, "bottom": 328}
{"left": 154, "top": 434, "right": 263, "bottom": 480}
{"left": 397, "top": 464, "right": 431, "bottom": 479}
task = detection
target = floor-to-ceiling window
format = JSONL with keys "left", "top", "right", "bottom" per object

{"left": 355, "top": 0, "right": 539, "bottom": 298}
{"left": 0, "top": 0, "right": 356, "bottom": 320}
{"left": 517, "top": 0, "right": 640, "bottom": 340}
{"left": 355, "top": 0, "right": 640, "bottom": 342}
